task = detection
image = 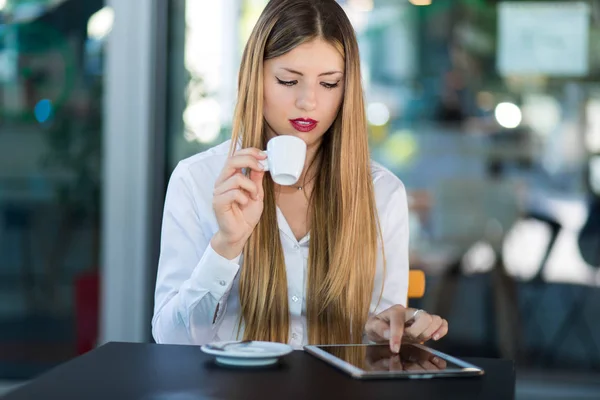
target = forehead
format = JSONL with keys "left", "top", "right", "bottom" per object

{"left": 266, "top": 38, "right": 345, "bottom": 73}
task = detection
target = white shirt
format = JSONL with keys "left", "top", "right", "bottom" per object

{"left": 152, "top": 140, "right": 409, "bottom": 348}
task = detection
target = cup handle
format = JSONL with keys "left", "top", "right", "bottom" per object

{"left": 259, "top": 157, "right": 269, "bottom": 171}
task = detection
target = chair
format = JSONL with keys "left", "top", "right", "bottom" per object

{"left": 408, "top": 270, "right": 426, "bottom": 300}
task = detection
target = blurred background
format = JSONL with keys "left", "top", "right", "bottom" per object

{"left": 0, "top": 0, "right": 600, "bottom": 398}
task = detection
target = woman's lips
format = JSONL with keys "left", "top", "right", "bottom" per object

{"left": 290, "top": 118, "right": 318, "bottom": 132}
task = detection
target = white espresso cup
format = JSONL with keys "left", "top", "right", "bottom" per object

{"left": 259, "top": 135, "right": 307, "bottom": 185}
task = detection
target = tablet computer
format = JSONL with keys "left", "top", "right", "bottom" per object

{"left": 304, "top": 343, "right": 484, "bottom": 379}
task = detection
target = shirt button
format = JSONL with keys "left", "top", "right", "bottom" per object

{"left": 219, "top": 280, "right": 226, "bottom": 286}
{"left": 292, "top": 333, "right": 298, "bottom": 340}
{"left": 292, "top": 295, "right": 299, "bottom": 303}
{"left": 294, "top": 244, "right": 300, "bottom": 250}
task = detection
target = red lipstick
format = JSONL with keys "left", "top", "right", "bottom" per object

{"left": 290, "top": 118, "right": 318, "bottom": 132}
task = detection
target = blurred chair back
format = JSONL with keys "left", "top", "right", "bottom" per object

{"left": 408, "top": 270, "right": 426, "bottom": 300}
{"left": 578, "top": 196, "right": 600, "bottom": 268}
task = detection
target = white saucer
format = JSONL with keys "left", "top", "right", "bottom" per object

{"left": 200, "top": 341, "right": 294, "bottom": 367}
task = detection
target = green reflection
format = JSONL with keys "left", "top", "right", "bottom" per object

{"left": 0, "top": 20, "right": 76, "bottom": 122}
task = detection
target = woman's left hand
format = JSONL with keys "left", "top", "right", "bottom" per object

{"left": 364, "top": 305, "right": 448, "bottom": 353}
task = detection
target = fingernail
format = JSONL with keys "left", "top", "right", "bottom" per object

{"left": 432, "top": 357, "right": 439, "bottom": 363}
{"left": 433, "top": 334, "right": 440, "bottom": 341}
{"left": 383, "top": 330, "right": 390, "bottom": 339}
{"left": 260, "top": 151, "right": 267, "bottom": 157}
{"left": 393, "top": 342, "right": 400, "bottom": 353}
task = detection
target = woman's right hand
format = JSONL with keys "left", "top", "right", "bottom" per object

{"left": 211, "top": 148, "right": 267, "bottom": 259}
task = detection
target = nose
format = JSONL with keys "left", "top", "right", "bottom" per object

{"left": 296, "top": 85, "right": 317, "bottom": 112}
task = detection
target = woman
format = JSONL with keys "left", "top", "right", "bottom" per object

{"left": 152, "top": 0, "right": 448, "bottom": 353}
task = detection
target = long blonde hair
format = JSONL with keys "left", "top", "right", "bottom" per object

{"left": 230, "top": 0, "right": 382, "bottom": 345}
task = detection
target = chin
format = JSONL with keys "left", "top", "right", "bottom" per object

{"left": 267, "top": 124, "right": 327, "bottom": 148}
{"left": 280, "top": 132, "right": 326, "bottom": 148}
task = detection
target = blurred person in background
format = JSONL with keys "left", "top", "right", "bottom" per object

{"left": 152, "top": 0, "right": 448, "bottom": 353}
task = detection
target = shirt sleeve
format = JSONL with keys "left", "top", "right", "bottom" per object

{"left": 371, "top": 173, "right": 410, "bottom": 315}
{"left": 151, "top": 162, "right": 241, "bottom": 345}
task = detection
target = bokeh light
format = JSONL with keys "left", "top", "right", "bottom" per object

{"left": 494, "top": 102, "right": 522, "bottom": 129}
{"left": 87, "top": 7, "right": 115, "bottom": 41}
{"left": 34, "top": 99, "right": 53, "bottom": 123}
{"left": 367, "top": 102, "right": 390, "bottom": 127}
{"left": 381, "top": 130, "right": 417, "bottom": 167}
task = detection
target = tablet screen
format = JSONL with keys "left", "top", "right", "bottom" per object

{"left": 315, "top": 344, "right": 465, "bottom": 372}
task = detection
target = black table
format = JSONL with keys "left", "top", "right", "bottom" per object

{"left": 3, "top": 342, "right": 515, "bottom": 400}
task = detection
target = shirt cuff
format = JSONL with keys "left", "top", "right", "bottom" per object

{"left": 190, "top": 243, "right": 241, "bottom": 298}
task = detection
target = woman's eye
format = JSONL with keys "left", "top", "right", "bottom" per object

{"left": 321, "top": 82, "right": 340, "bottom": 89}
{"left": 276, "top": 78, "right": 297, "bottom": 87}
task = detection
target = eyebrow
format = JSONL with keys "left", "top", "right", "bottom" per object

{"left": 281, "top": 68, "right": 343, "bottom": 77}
